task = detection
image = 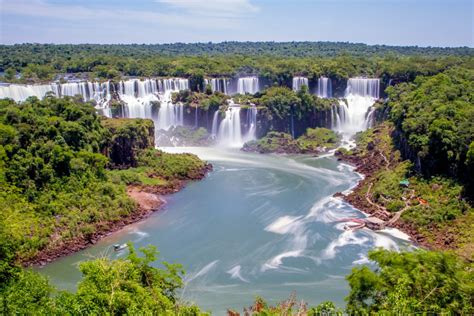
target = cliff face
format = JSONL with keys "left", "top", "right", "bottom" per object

{"left": 101, "top": 118, "right": 155, "bottom": 168}
{"left": 180, "top": 105, "right": 334, "bottom": 139}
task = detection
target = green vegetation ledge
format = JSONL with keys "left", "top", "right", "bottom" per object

{"left": 242, "top": 128, "right": 340, "bottom": 154}
{"left": 0, "top": 96, "right": 211, "bottom": 269}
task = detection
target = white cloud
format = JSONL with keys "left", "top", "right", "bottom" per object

{"left": 157, "top": 0, "right": 259, "bottom": 17}
{"left": 0, "top": 0, "right": 252, "bottom": 39}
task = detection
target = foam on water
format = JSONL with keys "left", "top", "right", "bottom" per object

{"left": 187, "top": 260, "right": 220, "bottom": 282}
{"left": 320, "top": 230, "right": 369, "bottom": 261}
{"left": 226, "top": 265, "right": 249, "bottom": 283}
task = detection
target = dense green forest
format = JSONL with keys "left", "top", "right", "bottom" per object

{"left": 1, "top": 43, "right": 473, "bottom": 85}
{"left": 0, "top": 96, "right": 208, "bottom": 278}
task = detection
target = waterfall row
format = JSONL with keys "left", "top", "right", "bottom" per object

{"left": 292, "top": 77, "right": 309, "bottom": 91}
{"left": 0, "top": 81, "right": 112, "bottom": 105}
{"left": 0, "top": 78, "right": 189, "bottom": 131}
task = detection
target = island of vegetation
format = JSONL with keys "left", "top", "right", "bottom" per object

{"left": 242, "top": 128, "right": 340, "bottom": 154}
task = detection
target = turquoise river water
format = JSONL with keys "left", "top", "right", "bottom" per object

{"left": 38, "top": 147, "right": 411, "bottom": 314}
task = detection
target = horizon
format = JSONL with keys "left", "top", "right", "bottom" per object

{"left": 1, "top": 40, "right": 472, "bottom": 49}
{"left": 1, "top": 0, "right": 473, "bottom": 47}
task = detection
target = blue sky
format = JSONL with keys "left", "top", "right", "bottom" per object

{"left": 1, "top": 0, "right": 473, "bottom": 46}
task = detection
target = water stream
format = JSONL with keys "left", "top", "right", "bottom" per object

{"left": 37, "top": 147, "right": 411, "bottom": 314}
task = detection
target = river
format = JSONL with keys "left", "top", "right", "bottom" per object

{"left": 37, "top": 147, "right": 411, "bottom": 314}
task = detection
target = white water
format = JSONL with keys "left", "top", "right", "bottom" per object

{"left": 237, "top": 76, "right": 259, "bottom": 94}
{"left": 205, "top": 78, "right": 229, "bottom": 94}
{"left": 317, "top": 77, "right": 332, "bottom": 98}
{"left": 243, "top": 105, "right": 258, "bottom": 142}
{"left": 292, "top": 76, "right": 309, "bottom": 91}
{"left": 217, "top": 105, "right": 242, "bottom": 147}
{"left": 332, "top": 78, "right": 380, "bottom": 139}
{"left": 213, "top": 100, "right": 258, "bottom": 147}
{"left": 211, "top": 110, "right": 220, "bottom": 138}
{"left": 0, "top": 78, "right": 190, "bottom": 131}
{"left": 117, "top": 78, "right": 188, "bottom": 130}
{"left": 0, "top": 81, "right": 112, "bottom": 107}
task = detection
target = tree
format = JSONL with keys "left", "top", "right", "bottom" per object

{"left": 3, "top": 67, "right": 16, "bottom": 81}
{"left": 345, "top": 249, "right": 473, "bottom": 314}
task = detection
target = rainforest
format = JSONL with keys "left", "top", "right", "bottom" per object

{"left": 0, "top": 41, "right": 473, "bottom": 315}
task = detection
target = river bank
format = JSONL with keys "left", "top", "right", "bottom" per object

{"left": 24, "top": 163, "right": 212, "bottom": 267}
{"left": 335, "top": 124, "right": 473, "bottom": 258}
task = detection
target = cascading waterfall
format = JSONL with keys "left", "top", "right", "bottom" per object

{"left": 211, "top": 111, "right": 219, "bottom": 138}
{"left": 217, "top": 104, "right": 242, "bottom": 147}
{"left": 237, "top": 76, "right": 259, "bottom": 94}
{"left": 154, "top": 79, "right": 188, "bottom": 130}
{"left": 345, "top": 78, "right": 380, "bottom": 99}
{"left": 332, "top": 78, "right": 380, "bottom": 138}
{"left": 204, "top": 78, "right": 229, "bottom": 94}
{"left": 292, "top": 76, "right": 309, "bottom": 91}
{"left": 0, "top": 83, "right": 58, "bottom": 101}
{"left": 118, "top": 79, "right": 157, "bottom": 120}
{"left": 243, "top": 105, "right": 258, "bottom": 142}
{"left": 214, "top": 101, "right": 258, "bottom": 147}
{"left": 316, "top": 77, "right": 332, "bottom": 98}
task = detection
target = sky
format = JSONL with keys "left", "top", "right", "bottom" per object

{"left": 0, "top": 0, "right": 473, "bottom": 47}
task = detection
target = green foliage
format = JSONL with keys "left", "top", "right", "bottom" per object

{"left": 1, "top": 270, "right": 54, "bottom": 315}
{"left": 387, "top": 67, "right": 474, "bottom": 196}
{"left": 21, "top": 63, "right": 55, "bottom": 82}
{"left": 137, "top": 148, "right": 206, "bottom": 180}
{"left": 0, "top": 96, "right": 207, "bottom": 272}
{"left": 1, "top": 43, "right": 471, "bottom": 84}
{"left": 173, "top": 90, "right": 228, "bottom": 111}
{"left": 260, "top": 87, "right": 300, "bottom": 120}
{"left": 102, "top": 117, "right": 155, "bottom": 167}
{"left": 161, "top": 126, "right": 212, "bottom": 146}
{"left": 243, "top": 131, "right": 300, "bottom": 154}
{"left": 297, "top": 127, "right": 340, "bottom": 151}
{"left": 3, "top": 67, "right": 16, "bottom": 81}
{"left": 1, "top": 244, "right": 206, "bottom": 315}
{"left": 346, "top": 249, "right": 473, "bottom": 314}
{"left": 243, "top": 128, "right": 339, "bottom": 154}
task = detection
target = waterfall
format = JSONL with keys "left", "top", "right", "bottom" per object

{"left": 331, "top": 78, "right": 380, "bottom": 138}
{"left": 217, "top": 105, "right": 242, "bottom": 147}
{"left": 118, "top": 79, "right": 158, "bottom": 121}
{"left": 214, "top": 101, "right": 258, "bottom": 147}
{"left": 292, "top": 77, "right": 308, "bottom": 91}
{"left": 211, "top": 110, "right": 219, "bottom": 138}
{"left": 345, "top": 78, "right": 380, "bottom": 99}
{"left": 205, "top": 78, "right": 229, "bottom": 94}
{"left": 237, "top": 77, "right": 259, "bottom": 94}
{"left": 96, "top": 78, "right": 188, "bottom": 131}
{"left": 316, "top": 77, "right": 332, "bottom": 98}
{"left": 243, "top": 105, "right": 258, "bottom": 142}
{"left": 0, "top": 81, "right": 112, "bottom": 106}
{"left": 0, "top": 83, "right": 56, "bottom": 101}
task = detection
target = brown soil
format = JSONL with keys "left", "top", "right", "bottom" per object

{"left": 24, "top": 163, "right": 212, "bottom": 267}
{"left": 336, "top": 143, "right": 458, "bottom": 252}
